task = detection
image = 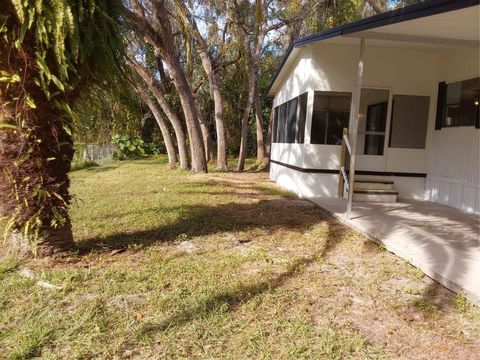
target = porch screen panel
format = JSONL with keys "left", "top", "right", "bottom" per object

{"left": 296, "top": 93, "right": 308, "bottom": 144}
{"left": 277, "top": 103, "right": 287, "bottom": 143}
{"left": 286, "top": 97, "right": 298, "bottom": 143}
{"left": 389, "top": 95, "right": 429, "bottom": 149}
{"left": 272, "top": 106, "right": 279, "bottom": 143}
{"left": 311, "top": 91, "right": 351, "bottom": 145}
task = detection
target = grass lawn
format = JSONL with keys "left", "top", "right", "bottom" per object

{"left": 1, "top": 156, "right": 479, "bottom": 359}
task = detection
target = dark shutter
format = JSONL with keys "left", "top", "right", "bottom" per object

{"left": 435, "top": 82, "right": 446, "bottom": 130}
{"left": 476, "top": 88, "right": 479, "bottom": 129}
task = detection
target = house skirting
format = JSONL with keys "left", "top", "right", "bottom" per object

{"left": 270, "top": 159, "right": 427, "bottom": 200}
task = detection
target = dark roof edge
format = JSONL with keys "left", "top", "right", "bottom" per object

{"left": 267, "top": 0, "right": 480, "bottom": 96}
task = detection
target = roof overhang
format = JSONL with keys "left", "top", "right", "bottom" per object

{"left": 268, "top": 0, "right": 480, "bottom": 96}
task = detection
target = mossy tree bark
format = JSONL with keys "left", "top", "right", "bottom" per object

{"left": 0, "top": 48, "right": 75, "bottom": 256}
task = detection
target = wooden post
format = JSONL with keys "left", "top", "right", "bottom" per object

{"left": 346, "top": 38, "right": 365, "bottom": 220}
{"left": 338, "top": 127, "right": 348, "bottom": 197}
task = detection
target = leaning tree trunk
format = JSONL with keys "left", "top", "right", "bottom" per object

{"left": 127, "top": 0, "right": 207, "bottom": 173}
{"left": 254, "top": 84, "right": 265, "bottom": 161}
{"left": 265, "top": 108, "right": 274, "bottom": 163}
{"left": 195, "top": 101, "right": 213, "bottom": 163}
{"left": 182, "top": 4, "right": 228, "bottom": 170}
{"left": 166, "top": 61, "right": 207, "bottom": 173}
{"left": 197, "top": 48, "right": 228, "bottom": 170}
{"left": 0, "top": 51, "right": 75, "bottom": 256}
{"left": 237, "top": 30, "right": 265, "bottom": 172}
{"left": 153, "top": 0, "right": 207, "bottom": 173}
{"left": 136, "top": 84, "right": 178, "bottom": 169}
{"left": 131, "top": 59, "right": 190, "bottom": 170}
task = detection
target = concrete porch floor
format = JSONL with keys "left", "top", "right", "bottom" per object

{"left": 308, "top": 197, "right": 480, "bottom": 306}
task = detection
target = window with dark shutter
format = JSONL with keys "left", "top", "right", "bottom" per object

{"left": 435, "top": 82, "right": 446, "bottom": 130}
{"left": 437, "top": 77, "right": 479, "bottom": 128}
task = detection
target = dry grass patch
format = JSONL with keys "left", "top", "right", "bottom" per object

{"left": 0, "top": 156, "right": 478, "bottom": 359}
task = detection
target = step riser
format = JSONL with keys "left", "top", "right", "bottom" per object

{"left": 355, "top": 175, "right": 394, "bottom": 181}
{"left": 353, "top": 193, "right": 398, "bottom": 202}
{"left": 354, "top": 183, "right": 393, "bottom": 190}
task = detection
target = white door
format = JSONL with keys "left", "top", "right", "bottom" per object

{"left": 356, "top": 88, "right": 392, "bottom": 172}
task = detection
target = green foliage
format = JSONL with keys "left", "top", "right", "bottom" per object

{"left": 8, "top": 0, "right": 125, "bottom": 101}
{"left": 73, "top": 84, "right": 146, "bottom": 145}
{"left": 143, "top": 143, "right": 164, "bottom": 155}
{"left": 111, "top": 135, "right": 146, "bottom": 160}
{"left": 0, "top": 0, "right": 125, "bottom": 251}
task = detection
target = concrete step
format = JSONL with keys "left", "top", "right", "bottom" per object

{"left": 354, "top": 179, "right": 394, "bottom": 184}
{"left": 354, "top": 179, "right": 393, "bottom": 190}
{"left": 353, "top": 189, "right": 398, "bottom": 202}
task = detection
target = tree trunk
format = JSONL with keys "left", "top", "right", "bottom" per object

{"left": 0, "top": 78, "right": 75, "bottom": 256}
{"left": 237, "top": 34, "right": 265, "bottom": 172}
{"left": 128, "top": 0, "right": 207, "bottom": 173}
{"left": 254, "top": 84, "right": 265, "bottom": 161}
{"left": 36, "top": 220, "right": 75, "bottom": 257}
{"left": 197, "top": 49, "right": 228, "bottom": 170}
{"left": 265, "top": 107, "right": 274, "bottom": 164}
{"left": 182, "top": 4, "right": 228, "bottom": 170}
{"left": 196, "top": 105, "right": 213, "bottom": 163}
{"left": 136, "top": 84, "right": 178, "bottom": 169}
{"left": 155, "top": 2, "right": 206, "bottom": 173}
{"left": 131, "top": 60, "right": 190, "bottom": 170}
{"left": 167, "top": 63, "right": 207, "bottom": 173}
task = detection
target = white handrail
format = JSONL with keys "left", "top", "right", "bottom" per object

{"left": 343, "top": 134, "right": 351, "bottom": 155}
{"left": 340, "top": 166, "right": 349, "bottom": 191}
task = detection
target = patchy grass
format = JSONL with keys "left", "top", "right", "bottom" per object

{"left": 1, "top": 156, "right": 479, "bottom": 359}
{"left": 70, "top": 158, "right": 99, "bottom": 172}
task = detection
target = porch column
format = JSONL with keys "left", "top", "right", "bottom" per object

{"left": 346, "top": 38, "right": 365, "bottom": 220}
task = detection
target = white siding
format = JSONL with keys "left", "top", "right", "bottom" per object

{"left": 425, "top": 48, "right": 480, "bottom": 214}
{"left": 271, "top": 42, "right": 437, "bottom": 199}
{"left": 270, "top": 42, "right": 479, "bottom": 212}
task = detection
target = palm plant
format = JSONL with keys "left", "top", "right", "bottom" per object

{"left": 0, "top": 0, "right": 124, "bottom": 256}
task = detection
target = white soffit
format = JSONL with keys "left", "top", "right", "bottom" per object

{"left": 268, "top": 2, "right": 480, "bottom": 96}
{"left": 346, "top": 6, "right": 480, "bottom": 47}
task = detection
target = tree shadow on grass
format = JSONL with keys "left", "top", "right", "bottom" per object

{"left": 137, "top": 220, "right": 345, "bottom": 335}
{"left": 82, "top": 165, "right": 120, "bottom": 174}
{"left": 75, "top": 199, "right": 333, "bottom": 254}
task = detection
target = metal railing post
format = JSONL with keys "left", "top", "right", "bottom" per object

{"left": 338, "top": 127, "right": 349, "bottom": 197}
{"left": 346, "top": 38, "right": 365, "bottom": 220}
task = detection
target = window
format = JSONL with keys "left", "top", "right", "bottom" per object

{"left": 286, "top": 97, "right": 298, "bottom": 143}
{"left": 364, "top": 102, "right": 388, "bottom": 155}
{"left": 311, "top": 92, "right": 351, "bottom": 145}
{"left": 389, "top": 95, "right": 429, "bottom": 149}
{"left": 272, "top": 107, "right": 279, "bottom": 143}
{"left": 276, "top": 102, "right": 287, "bottom": 143}
{"left": 296, "top": 93, "right": 308, "bottom": 143}
{"left": 273, "top": 93, "right": 308, "bottom": 144}
{"left": 437, "top": 77, "right": 479, "bottom": 128}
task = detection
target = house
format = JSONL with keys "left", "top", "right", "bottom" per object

{"left": 268, "top": 0, "right": 479, "bottom": 215}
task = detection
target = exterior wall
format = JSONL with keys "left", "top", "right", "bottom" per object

{"left": 271, "top": 42, "right": 479, "bottom": 213}
{"left": 270, "top": 42, "right": 437, "bottom": 199}
{"left": 270, "top": 162, "right": 338, "bottom": 198}
{"left": 425, "top": 48, "right": 480, "bottom": 213}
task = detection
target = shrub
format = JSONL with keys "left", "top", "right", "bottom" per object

{"left": 111, "top": 135, "right": 146, "bottom": 160}
{"left": 143, "top": 143, "right": 165, "bottom": 155}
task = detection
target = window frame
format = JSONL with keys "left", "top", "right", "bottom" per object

{"left": 311, "top": 91, "right": 352, "bottom": 145}
{"left": 437, "top": 77, "right": 480, "bottom": 129}
{"left": 272, "top": 92, "right": 308, "bottom": 144}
